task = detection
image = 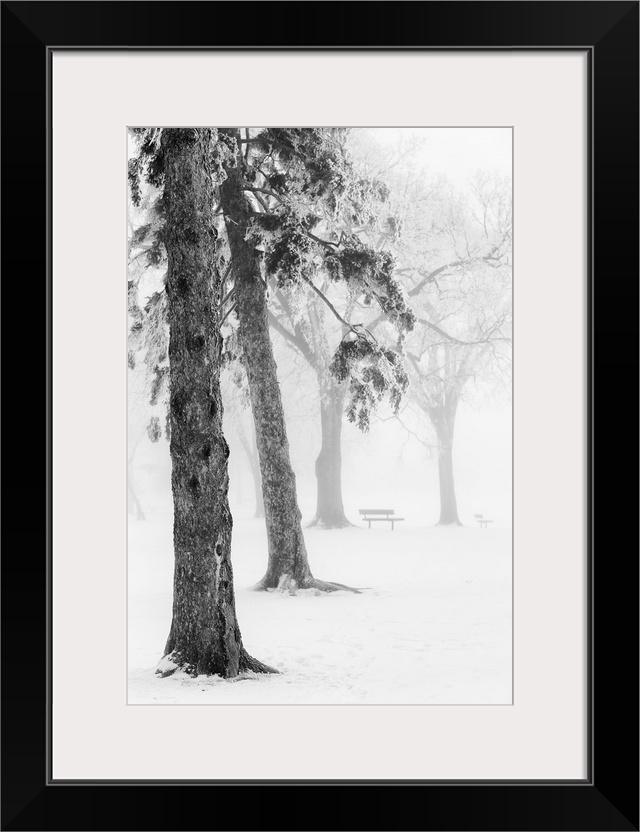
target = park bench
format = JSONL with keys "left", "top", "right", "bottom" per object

{"left": 359, "top": 509, "right": 405, "bottom": 531}
{"left": 474, "top": 513, "right": 493, "bottom": 528}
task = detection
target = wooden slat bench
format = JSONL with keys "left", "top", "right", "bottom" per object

{"left": 359, "top": 509, "right": 405, "bottom": 531}
{"left": 474, "top": 513, "right": 493, "bottom": 529}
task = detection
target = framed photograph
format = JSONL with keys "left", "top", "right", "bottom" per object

{"left": 2, "top": 2, "right": 637, "bottom": 830}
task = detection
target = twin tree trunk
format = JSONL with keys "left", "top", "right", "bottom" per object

{"left": 308, "top": 378, "right": 351, "bottom": 529}
{"left": 430, "top": 394, "right": 461, "bottom": 526}
{"left": 159, "top": 128, "right": 273, "bottom": 677}
{"left": 219, "top": 129, "right": 355, "bottom": 592}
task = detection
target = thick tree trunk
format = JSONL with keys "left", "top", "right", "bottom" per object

{"left": 430, "top": 396, "right": 461, "bottom": 526}
{"left": 158, "top": 129, "right": 274, "bottom": 677}
{"left": 308, "top": 380, "right": 351, "bottom": 529}
{"left": 219, "top": 130, "right": 356, "bottom": 593}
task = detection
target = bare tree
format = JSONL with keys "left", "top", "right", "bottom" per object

{"left": 393, "top": 174, "right": 512, "bottom": 524}
{"left": 348, "top": 145, "right": 512, "bottom": 524}
{"left": 267, "top": 286, "right": 352, "bottom": 528}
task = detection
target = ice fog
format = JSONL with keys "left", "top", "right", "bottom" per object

{"left": 128, "top": 127, "right": 512, "bottom": 704}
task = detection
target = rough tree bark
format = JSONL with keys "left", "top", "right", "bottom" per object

{"left": 158, "top": 128, "right": 274, "bottom": 677}
{"left": 219, "top": 128, "right": 357, "bottom": 592}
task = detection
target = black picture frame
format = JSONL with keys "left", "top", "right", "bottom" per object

{"left": 2, "top": 2, "right": 638, "bottom": 830}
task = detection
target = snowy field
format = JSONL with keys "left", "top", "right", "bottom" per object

{"left": 127, "top": 125, "right": 513, "bottom": 706}
{"left": 128, "top": 507, "right": 512, "bottom": 705}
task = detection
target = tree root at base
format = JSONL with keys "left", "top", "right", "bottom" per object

{"left": 156, "top": 648, "right": 279, "bottom": 679}
{"left": 239, "top": 649, "right": 279, "bottom": 675}
{"left": 250, "top": 574, "right": 362, "bottom": 594}
{"left": 307, "top": 578, "right": 361, "bottom": 593}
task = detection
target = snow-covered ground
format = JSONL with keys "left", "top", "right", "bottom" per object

{"left": 128, "top": 507, "right": 512, "bottom": 705}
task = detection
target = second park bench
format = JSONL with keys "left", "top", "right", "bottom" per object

{"left": 474, "top": 513, "right": 493, "bottom": 528}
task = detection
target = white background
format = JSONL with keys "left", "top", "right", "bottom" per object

{"left": 52, "top": 51, "right": 587, "bottom": 780}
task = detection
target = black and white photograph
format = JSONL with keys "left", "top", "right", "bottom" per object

{"left": 3, "top": 0, "right": 635, "bottom": 821}
{"left": 127, "top": 126, "right": 513, "bottom": 705}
